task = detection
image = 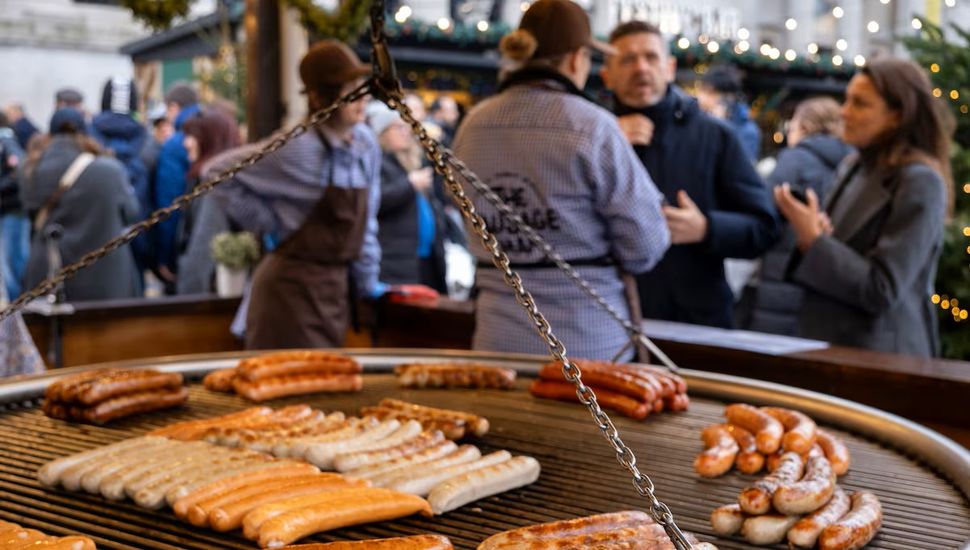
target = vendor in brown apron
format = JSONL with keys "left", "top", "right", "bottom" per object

{"left": 208, "top": 40, "right": 384, "bottom": 350}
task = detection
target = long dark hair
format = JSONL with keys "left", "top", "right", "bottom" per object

{"left": 861, "top": 58, "right": 956, "bottom": 215}
{"left": 182, "top": 109, "right": 241, "bottom": 182}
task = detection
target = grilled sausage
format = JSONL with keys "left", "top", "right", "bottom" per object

{"left": 305, "top": 420, "right": 420, "bottom": 469}
{"left": 528, "top": 380, "right": 650, "bottom": 420}
{"left": 773, "top": 454, "right": 836, "bottom": 514}
{"left": 710, "top": 503, "right": 745, "bottom": 536}
{"left": 724, "top": 404, "right": 784, "bottom": 454}
{"left": 386, "top": 450, "right": 511, "bottom": 496}
{"left": 740, "top": 513, "right": 800, "bottom": 545}
{"left": 232, "top": 374, "right": 362, "bottom": 402}
{"left": 694, "top": 424, "right": 740, "bottom": 478}
{"left": 738, "top": 451, "right": 804, "bottom": 515}
{"left": 38, "top": 436, "right": 163, "bottom": 488}
{"left": 477, "top": 511, "right": 654, "bottom": 549}
{"left": 30, "top": 536, "right": 97, "bottom": 549}
{"left": 816, "top": 429, "right": 851, "bottom": 476}
{"left": 537, "top": 362, "right": 657, "bottom": 403}
{"left": 203, "top": 368, "right": 238, "bottom": 392}
{"left": 279, "top": 535, "right": 453, "bottom": 549}
{"left": 725, "top": 424, "right": 764, "bottom": 474}
{"left": 427, "top": 455, "right": 540, "bottom": 515}
{"left": 788, "top": 485, "right": 851, "bottom": 548}
{"left": 378, "top": 399, "right": 490, "bottom": 437}
{"left": 761, "top": 407, "right": 818, "bottom": 454}
{"left": 333, "top": 430, "right": 444, "bottom": 472}
{"left": 360, "top": 407, "right": 466, "bottom": 440}
{"left": 236, "top": 351, "right": 361, "bottom": 381}
{"left": 344, "top": 440, "right": 458, "bottom": 480}
{"left": 369, "top": 445, "right": 482, "bottom": 488}
{"left": 72, "top": 370, "right": 183, "bottom": 406}
{"left": 82, "top": 386, "right": 188, "bottom": 424}
{"left": 148, "top": 407, "right": 273, "bottom": 440}
{"left": 173, "top": 461, "right": 320, "bottom": 519}
{"left": 396, "top": 363, "right": 516, "bottom": 390}
{"left": 818, "top": 491, "right": 882, "bottom": 550}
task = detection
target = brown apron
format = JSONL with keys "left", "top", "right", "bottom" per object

{"left": 245, "top": 177, "right": 369, "bottom": 350}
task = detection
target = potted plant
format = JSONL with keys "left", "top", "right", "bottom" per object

{"left": 210, "top": 231, "right": 260, "bottom": 297}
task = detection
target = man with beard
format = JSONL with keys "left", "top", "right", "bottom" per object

{"left": 600, "top": 21, "right": 779, "bottom": 328}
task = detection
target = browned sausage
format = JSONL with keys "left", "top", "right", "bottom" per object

{"left": 788, "top": 485, "right": 851, "bottom": 548}
{"left": 761, "top": 406, "right": 818, "bottom": 454}
{"left": 738, "top": 451, "right": 804, "bottom": 515}
{"left": 378, "top": 399, "right": 489, "bottom": 436}
{"left": 232, "top": 374, "right": 363, "bottom": 402}
{"left": 279, "top": 535, "right": 453, "bottom": 549}
{"left": 79, "top": 386, "right": 188, "bottom": 424}
{"left": 359, "top": 407, "right": 466, "bottom": 440}
{"left": 725, "top": 404, "right": 784, "bottom": 454}
{"left": 44, "top": 369, "right": 115, "bottom": 402}
{"left": 694, "top": 424, "right": 739, "bottom": 478}
{"left": 538, "top": 361, "right": 657, "bottom": 403}
{"left": 236, "top": 351, "right": 361, "bottom": 381}
{"left": 817, "top": 429, "right": 851, "bottom": 476}
{"left": 741, "top": 513, "right": 799, "bottom": 545}
{"left": 477, "top": 511, "right": 656, "bottom": 549}
{"left": 203, "top": 369, "right": 237, "bottom": 392}
{"left": 396, "top": 363, "right": 516, "bottom": 390}
{"left": 710, "top": 503, "right": 745, "bottom": 536}
{"left": 773, "top": 454, "right": 836, "bottom": 514}
{"left": 818, "top": 491, "right": 882, "bottom": 550}
{"left": 726, "top": 424, "right": 764, "bottom": 474}
{"left": 663, "top": 393, "right": 690, "bottom": 412}
{"left": 71, "top": 370, "right": 183, "bottom": 406}
{"left": 529, "top": 380, "right": 650, "bottom": 420}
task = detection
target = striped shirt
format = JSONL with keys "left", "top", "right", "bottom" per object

{"left": 206, "top": 123, "right": 382, "bottom": 296}
{"left": 453, "top": 79, "right": 670, "bottom": 360}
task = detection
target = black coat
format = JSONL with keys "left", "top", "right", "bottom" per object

{"left": 376, "top": 153, "right": 446, "bottom": 291}
{"left": 614, "top": 86, "right": 779, "bottom": 328}
{"left": 747, "top": 134, "right": 853, "bottom": 335}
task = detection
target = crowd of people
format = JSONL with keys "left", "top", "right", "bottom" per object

{"left": 0, "top": 0, "right": 955, "bottom": 360}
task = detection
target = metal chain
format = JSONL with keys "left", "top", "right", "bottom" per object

{"left": 0, "top": 83, "right": 370, "bottom": 323}
{"left": 376, "top": 87, "right": 693, "bottom": 549}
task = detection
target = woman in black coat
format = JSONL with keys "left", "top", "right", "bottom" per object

{"left": 368, "top": 103, "right": 447, "bottom": 292}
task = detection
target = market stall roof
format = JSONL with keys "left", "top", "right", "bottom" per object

{"left": 119, "top": 2, "right": 245, "bottom": 63}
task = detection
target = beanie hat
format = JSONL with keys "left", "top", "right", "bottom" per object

{"left": 49, "top": 108, "right": 87, "bottom": 135}
{"left": 365, "top": 101, "right": 402, "bottom": 137}
{"left": 101, "top": 77, "right": 139, "bottom": 115}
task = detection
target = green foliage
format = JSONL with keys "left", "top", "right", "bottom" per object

{"left": 904, "top": 18, "right": 970, "bottom": 358}
{"left": 121, "top": 0, "right": 194, "bottom": 30}
{"left": 210, "top": 232, "right": 261, "bottom": 270}
{"left": 284, "top": 0, "right": 375, "bottom": 42}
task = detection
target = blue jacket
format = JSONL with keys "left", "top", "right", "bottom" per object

{"left": 153, "top": 104, "right": 200, "bottom": 272}
{"left": 614, "top": 85, "right": 779, "bottom": 328}
{"left": 92, "top": 112, "right": 151, "bottom": 270}
{"left": 728, "top": 102, "right": 762, "bottom": 162}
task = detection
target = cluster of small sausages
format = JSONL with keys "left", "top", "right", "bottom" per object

{"left": 700, "top": 404, "right": 882, "bottom": 549}
{"left": 529, "top": 360, "right": 689, "bottom": 420}
{"left": 204, "top": 351, "right": 363, "bottom": 402}
{"left": 43, "top": 368, "right": 187, "bottom": 424}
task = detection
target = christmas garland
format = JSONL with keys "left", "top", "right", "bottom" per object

{"left": 121, "top": 0, "right": 193, "bottom": 30}
{"left": 284, "top": 0, "right": 375, "bottom": 42}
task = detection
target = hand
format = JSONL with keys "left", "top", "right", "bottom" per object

{"left": 663, "top": 190, "right": 708, "bottom": 244}
{"left": 616, "top": 114, "right": 654, "bottom": 146}
{"left": 157, "top": 265, "right": 177, "bottom": 283}
{"left": 774, "top": 183, "right": 823, "bottom": 251}
{"left": 408, "top": 167, "right": 433, "bottom": 192}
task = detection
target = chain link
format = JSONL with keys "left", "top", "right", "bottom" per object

{"left": 377, "top": 87, "right": 693, "bottom": 549}
{"left": 0, "top": 83, "right": 371, "bottom": 323}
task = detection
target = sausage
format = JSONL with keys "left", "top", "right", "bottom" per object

{"left": 816, "top": 429, "right": 851, "bottom": 476}
{"left": 239, "top": 414, "right": 347, "bottom": 452}
{"left": 386, "top": 450, "right": 511, "bottom": 497}
{"left": 344, "top": 440, "right": 458, "bottom": 480}
{"left": 278, "top": 535, "right": 452, "bottom": 549}
{"left": 138, "top": 456, "right": 273, "bottom": 509}
{"left": 761, "top": 407, "right": 818, "bottom": 454}
{"left": 305, "top": 420, "right": 421, "bottom": 469}
{"left": 369, "top": 445, "right": 482, "bottom": 488}
{"left": 96, "top": 441, "right": 220, "bottom": 499}
{"left": 537, "top": 362, "right": 657, "bottom": 403}
{"left": 27, "top": 536, "right": 97, "bottom": 549}
{"left": 788, "top": 485, "right": 851, "bottom": 548}
{"left": 233, "top": 374, "right": 362, "bottom": 402}
{"left": 616, "top": 364, "right": 687, "bottom": 395}
{"left": 236, "top": 351, "right": 361, "bottom": 381}
{"left": 71, "top": 370, "right": 183, "bottom": 405}
{"left": 740, "top": 513, "right": 800, "bottom": 545}
{"left": 210, "top": 411, "right": 328, "bottom": 447}
{"left": 773, "top": 454, "right": 837, "bottom": 515}
{"left": 724, "top": 404, "right": 784, "bottom": 454}
{"left": 38, "top": 435, "right": 163, "bottom": 488}
{"left": 45, "top": 369, "right": 116, "bottom": 402}
{"left": 378, "top": 399, "right": 490, "bottom": 437}
{"left": 693, "top": 424, "right": 739, "bottom": 478}
{"left": 725, "top": 424, "right": 764, "bottom": 474}
{"left": 148, "top": 407, "right": 273, "bottom": 440}
{"left": 663, "top": 392, "right": 690, "bottom": 412}
{"left": 203, "top": 368, "right": 238, "bottom": 392}
{"left": 528, "top": 380, "right": 650, "bottom": 420}
{"left": 0, "top": 528, "right": 49, "bottom": 547}
{"left": 80, "top": 386, "right": 189, "bottom": 424}
{"left": 360, "top": 406, "right": 466, "bottom": 440}
{"left": 738, "top": 451, "right": 804, "bottom": 515}
{"left": 255, "top": 488, "right": 433, "bottom": 548}
{"left": 333, "top": 430, "right": 444, "bottom": 472}
{"left": 427, "top": 455, "right": 540, "bottom": 515}
{"left": 207, "top": 475, "right": 368, "bottom": 532}
{"left": 173, "top": 461, "right": 320, "bottom": 519}
{"left": 396, "top": 363, "right": 516, "bottom": 389}
{"left": 274, "top": 418, "right": 375, "bottom": 458}
{"left": 477, "top": 511, "right": 653, "bottom": 549}
{"left": 818, "top": 491, "right": 883, "bottom": 550}
{"left": 710, "top": 503, "right": 745, "bottom": 536}
{"left": 74, "top": 439, "right": 183, "bottom": 494}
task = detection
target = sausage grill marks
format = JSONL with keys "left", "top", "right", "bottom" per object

{"left": 43, "top": 369, "right": 187, "bottom": 424}
{"left": 395, "top": 363, "right": 517, "bottom": 390}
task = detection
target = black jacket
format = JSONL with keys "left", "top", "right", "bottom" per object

{"left": 614, "top": 86, "right": 779, "bottom": 328}
{"left": 0, "top": 129, "right": 24, "bottom": 215}
{"left": 746, "top": 134, "right": 853, "bottom": 336}
{"left": 376, "top": 153, "right": 446, "bottom": 291}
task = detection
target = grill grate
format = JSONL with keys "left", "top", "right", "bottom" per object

{"left": 0, "top": 373, "right": 967, "bottom": 549}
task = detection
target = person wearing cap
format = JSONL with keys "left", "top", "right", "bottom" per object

{"left": 91, "top": 78, "right": 151, "bottom": 281}
{"left": 451, "top": 0, "right": 670, "bottom": 360}
{"left": 54, "top": 88, "right": 84, "bottom": 112}
{"left": 153, "top": 81, "right": 201, "bottom": 291}
{"left": 207, "top": 39, "right": 384, "bottom": 349}
{"left": 600, "top": 21, "right": 778, "bottom": 329}
{"left": 367, "top": 101, "right": 447, "bottom": 292}
{"left": 18, "top": 108, "right": 140, "bottom": 301}
{"left": 697, "top": 64, "right": 762, "bottom": 162}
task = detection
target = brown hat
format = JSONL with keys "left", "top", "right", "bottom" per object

{"left": 299, "top": 40, "right": 371, "bottom": 92}
{"left": 518, "top": 0, "right": 615, "bottom": 59}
